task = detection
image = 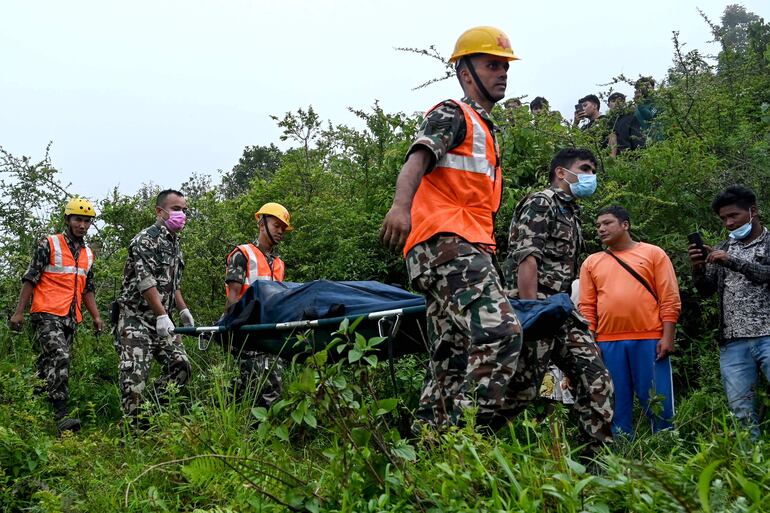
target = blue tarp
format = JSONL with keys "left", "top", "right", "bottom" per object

{"left": 221, "top": 280, "right": 424, "bottom": 330}
{"left": 222, "top": 280, "right": 573, "bottom": 338}
{"left": 211, "top": 280, "right": 574, "bottom": 357}
{"left": 265, "top": 280, "right": 423, "bottom": 321}
{"left": 510, "top": 294, "right": 574, "bottom": 336}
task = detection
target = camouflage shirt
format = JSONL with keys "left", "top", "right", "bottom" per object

{"left": 23, "top": 231, "right": 95, "bottom": 327}
{"left": 225, "top": 242, "right": 278, "bottom": 284}
{"left": 118, "top": 222, "right": 184, "bottom": 321}
{"left": 503, "top": 186, "right": 584, "bottom": 296}
{"left": 407, "top": 96, "right": 498, "bottom": 170}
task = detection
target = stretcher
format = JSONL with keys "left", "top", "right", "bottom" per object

{"left": 173, "top": 280, "right": 574, "bottom": 360}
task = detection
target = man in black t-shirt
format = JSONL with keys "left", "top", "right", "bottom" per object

{"left": 605, "top": 91, "right": 649, "bottom": 156}
{"left": 605, "top": 92, "right": 633, "bottom": 156}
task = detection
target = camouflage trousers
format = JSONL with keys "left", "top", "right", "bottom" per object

{"left": 116, "top": 313, "right": 191, "bottom": 417}
{"left": 230, "top": 349, "right": 284, "bottom": 408}
{"left": 32, "top": 316, "right": 75, "bottom": 403}
{"left": 408, "top": 242, "right": 523, "bottom": 427}
{"left": 503, "top": 314, "right": 615, "bottom": 443}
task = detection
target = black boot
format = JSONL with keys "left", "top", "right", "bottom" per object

{"left": 52, "top": 399, "right": 81, "bottom": 433}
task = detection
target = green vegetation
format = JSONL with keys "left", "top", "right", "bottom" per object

{"left": 2, "top": 6, "right": 770, "bottom": 512}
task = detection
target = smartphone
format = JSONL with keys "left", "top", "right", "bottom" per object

{"left": 574, "top": 103, "right": 583, "bottom": 112}
{"left": 687, "top": 231, "right": 707, "bottom": 256}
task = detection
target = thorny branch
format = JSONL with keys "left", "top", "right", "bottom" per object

{"left": 395, "top": 45, "right": 454, "bottom": 90}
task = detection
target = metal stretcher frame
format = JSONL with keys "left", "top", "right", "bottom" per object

{"left": 172, "top": 291, "right": 575, "bottom": 361}
{"left": 173, "top": 304, "right": 430, "bottom": 358}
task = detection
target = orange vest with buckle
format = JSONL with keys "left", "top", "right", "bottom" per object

{"left": 403, "top": 100, "right": 503, "bottom": 256}
{"left": 30, "top": 234, "right": 94, "bottom": 323}
{"left": 226, "top": 243, "right": 285, "bottom": 300}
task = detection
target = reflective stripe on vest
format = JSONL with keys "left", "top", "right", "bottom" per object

{"left": 226, "top": 243, "right": 285, "bottom": 300}
{"left": 44, "top": 235, "right": 93, "bottom": 276}
{"left": 441, "top": 102, "right": 496, "bottom": 180}
{"left": 403, "top": 99, "right": 502, "bottom": 256}
{"left": 240, "top": 244, "right": 277, "bottom": 284}
{"left": 30, "top": 234, "right": 92, "bottom": 322}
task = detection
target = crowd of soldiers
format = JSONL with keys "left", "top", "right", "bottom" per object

{"left": 9, "top": 26, "right": 769, "bottom": 454}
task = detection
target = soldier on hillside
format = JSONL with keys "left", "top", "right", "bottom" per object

{"left": 224, "top": 202, "right": 292, "bottom": 408}
{"left": 115, "top": 189, "right": 194, "bottom": 422}
{"left": 503, "top": 147, "right": 614, "bottom": 451}
{"left": 9, "top": 197, "right": 104, "bottom": 432}
{"left": 380, "top": 26, "right": 523, "bottom": 428}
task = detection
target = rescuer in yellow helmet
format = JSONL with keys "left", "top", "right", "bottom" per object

{"left": 224, "top": 201, "right": 292, "bottom": 408}
{"left": 9, "top": 196, "right": 104, "bottom": 432}
{"left": 379, "top": 27, "right": 521, "bottom": 428}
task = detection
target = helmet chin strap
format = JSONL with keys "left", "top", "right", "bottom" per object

{"left": 262, "top": 216, "right": 277, "bottom": 249}
{"left": 462, "top": 56, "right": 496, "bottom": 104}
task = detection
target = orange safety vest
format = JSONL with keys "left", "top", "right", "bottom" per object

{"left": 403, "top": 99, "right": 503, "bottom": 256}
{"left": 226, "top": 243, "right": 285, "bottom": 300}
{"left": 30, "top": 234, "right": 94, "bottom": 323}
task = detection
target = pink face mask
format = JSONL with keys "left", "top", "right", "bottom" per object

{"left": 164, "top": 210, "right": 187, "bottom": 232}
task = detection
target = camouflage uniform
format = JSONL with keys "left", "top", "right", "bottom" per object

{"left": 406, "top": 98, "right": 523, "bottom": 427}
{"left": 502, "top": 186, "right": 614, "bottom": 443}
{"left": 116, "top": 222, "right": 191, "bottom": 417}
{"left": 225, "top": 245, "right": 284, "bottom": 407}
{"left": 22, "top": 233, "right": 95, "bottom": 405}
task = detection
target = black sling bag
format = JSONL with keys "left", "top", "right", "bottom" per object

{"left": 604, "top": 249, "right": 658, "bottom": 302}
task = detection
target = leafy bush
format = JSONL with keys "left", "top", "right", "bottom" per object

{"left": 1, "top": 6, "right": 769, "bottom": 512}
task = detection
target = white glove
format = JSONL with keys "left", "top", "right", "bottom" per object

{"left": 179, "top": 308, "right": 195, "bottom": 327}
{"left": 156, "top": 314, "right": 175, "bottom": 338}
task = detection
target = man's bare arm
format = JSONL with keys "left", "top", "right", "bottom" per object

{"left": 379, "top": 148, "right": 432, "bottom": 252}
{"left": 517, "top": 256, "right": 539, "bottom": 300}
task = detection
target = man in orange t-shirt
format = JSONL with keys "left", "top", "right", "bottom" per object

{"left": 579, "top": 206, "right": 681, "bottom": 436}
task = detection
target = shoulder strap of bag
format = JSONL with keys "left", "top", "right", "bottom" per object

{"left": 604, "top": 249, "right": 658, "bottom": 302}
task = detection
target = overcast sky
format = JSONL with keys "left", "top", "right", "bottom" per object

{"left": 1, "top": 0, "right": 767, "bottom": 201}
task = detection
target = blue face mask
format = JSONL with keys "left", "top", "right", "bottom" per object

{"left": 565, "top": 169, "right": 598, "bottom": 198}
{"left": 729, "top": 213, "right": 753, "bottom": 240}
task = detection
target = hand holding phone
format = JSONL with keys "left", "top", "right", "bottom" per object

{"left": 574, "top": 104, "right": 585, "bottom": 121}
{"left": 687, "top": 231, "right": 709, "bottom": 263}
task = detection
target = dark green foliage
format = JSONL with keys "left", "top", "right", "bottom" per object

{"left": 0, "top": 145, "right": 71, "bottom": 317}
{"left": 220, "top": 144, "right": 284, "bottom": 199}
{"left": 1, "top": 7, "right": 770, "bottom": 512}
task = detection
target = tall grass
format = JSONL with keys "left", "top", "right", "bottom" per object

{"left": 1, "top": 326, "right": 769, "bottom": 512}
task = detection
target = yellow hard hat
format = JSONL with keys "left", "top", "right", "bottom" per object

{"left": 255, "top": 202, "right": 292, "bottom": 230}
{"left": 449, "top": 26, "right": 520, "bottom": 63}
{"left": 64, "top": 197, "right": 97, "bottom": 217}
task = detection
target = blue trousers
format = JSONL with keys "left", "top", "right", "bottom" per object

{"left": 720, "top": 336, "right": 770, "bottom": 440}
{"left": 598, "top": 339, "right": 674, "bottom": 436}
